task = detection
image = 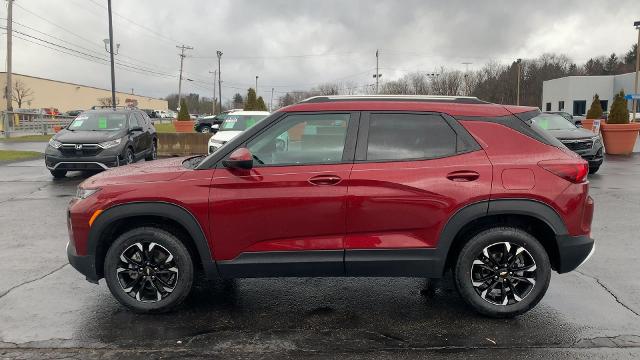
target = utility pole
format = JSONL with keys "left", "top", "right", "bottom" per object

{"left": 516, "top": 58, "right": 522, "bottom": 106}
{"left": 633, "top": 21, "right": 640, "bottom": 121}
{"left": 270, "top": 87, "right": 274, "bottom": 112}
{"left": 255, "top": 75, "right": 259, "bottom": 94}
{"left": 209, "top": 70, "right": 217, "bottom": 114}
{"left": 176, "top": 44, "right": 193, "bottom": 111}
{"left": 217, "top": 50, "right": 223, "bottom": 112}
{"left": 5, "top": 0, "right": 13, "bottom": 113}
{"left": 462, "top": 62, "right": 473, "bottom": 96}
{"left": 373, "top": 49, "right": 382, "bottom": 94}
{"left": 106, "top": 0, "right": 117, "bottom": 110}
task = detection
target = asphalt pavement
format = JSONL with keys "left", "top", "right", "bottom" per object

{"left": 0, "top": 141, "right": 639, "bottom": 359}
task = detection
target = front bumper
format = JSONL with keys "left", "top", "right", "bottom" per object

{"left": 45, "top": 154, "right": 120, "bottom": 170}
{"left": 556, "top": 234, "right": 594, "bottom": 273}
{"left": 67, "top": 240, "right": 99, "bottom": 283}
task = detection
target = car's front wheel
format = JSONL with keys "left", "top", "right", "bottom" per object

{"left": 589, "top": 165, "right": 600, "bottom": 174}
{"left": 454, "top": 227, "right": 551, "bottom": 318}
{"left": 104, "top": 227, "right": 194, "bottom": 313}
{"left": 200, "top": 126, "right": 211, "bottom": 133}
{"left": 123, "top": 147, "right": 135, "bottom": 165}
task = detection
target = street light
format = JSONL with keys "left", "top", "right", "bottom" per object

{"left": 633, "top": 21, "right": 640, "bottom": 122}
{"left": 255, "top": 75, "right": 259, "bottom": 94}
{"left": 516, "top": 58, "right": 522, "bottom": 106}
{"left": 217, "top": 51, "right": 223, "bottom": 113}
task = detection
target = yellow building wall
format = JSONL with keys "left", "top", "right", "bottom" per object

{"left": 0, "top": 73, "right": 167, "bottom": 112}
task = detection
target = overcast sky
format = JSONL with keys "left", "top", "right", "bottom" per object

{"left": 1, "top": 0, "right": 638, "bottom": 103}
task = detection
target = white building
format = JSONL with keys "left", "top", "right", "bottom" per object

{"left": 542, "top": 72, "right": 639, "bottom": 116}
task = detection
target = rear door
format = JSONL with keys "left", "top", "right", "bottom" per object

{"left": 345, "top": 112, "right": 492, "bottom": 276}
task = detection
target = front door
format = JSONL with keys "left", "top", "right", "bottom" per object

{"left": 345, "top": 112, "right": 492, "bottom": 276}
{"left": 210, "top": 112, "right": 358, "bottom": 277}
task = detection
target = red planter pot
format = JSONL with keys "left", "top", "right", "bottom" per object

{"left": 172, "top": 120, "right": 195, "bottom": 133}
{"left": 600, "top": 122, "right": 640, "bottom": 155}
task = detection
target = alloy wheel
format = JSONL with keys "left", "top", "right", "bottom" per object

{"left": 126, "top": 150, "right": 134, "bottom": 164}
{"left": 116, "top": 242, "right": 179, "bottom": 302}
{"left": 470, "top": 242, "right": 537, "bottom": 306}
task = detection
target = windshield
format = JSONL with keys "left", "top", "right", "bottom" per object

{"left": 219, "top": 114, "right": 268, "bottom": 131}
{"left": 531, "top": 114, "right": 576, "bottom": 130}
{"left": 68, "top": 112, "right": 128, "bottom": 131}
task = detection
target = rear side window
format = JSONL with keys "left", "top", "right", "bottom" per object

{"left": 366, "top": 113, "right": 457, "bottom": 161}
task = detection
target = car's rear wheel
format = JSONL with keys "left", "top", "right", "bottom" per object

{"left": 145, "top": 140, "right": 157, "bottom": 161}
{"left": 50, "top": 169, "right": 67, "bottom": 178}
{"left": 104, "top": 227, "right": 194, "bottom": 313}
{"left": 454, "top": 227, "right": 551, "bottom": 318}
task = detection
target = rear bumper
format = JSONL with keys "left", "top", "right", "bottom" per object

{"left": 66, "top": 240, "right": 99, "bottom": 284}
{"left": 556, "top": 234, "right": 594, "bottom": 273}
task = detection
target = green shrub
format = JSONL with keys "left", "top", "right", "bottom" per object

{"left": 607, "top": 90, "right": 630, "bottom": 124}
{"left": 586, "top": 94, "right": 603, "bottom": 119}
{"left": 256, "top": 96, "right": 268, "bottom": 111}
{"left": 177, "top": 99, "right": 190, "bottom": 121}
{"left": 244, "top": 88, "right": 258, "bottom": 111}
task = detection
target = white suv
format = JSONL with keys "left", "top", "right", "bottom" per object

{"left": 208, "top": 111, "right": 270, "bottom": 153}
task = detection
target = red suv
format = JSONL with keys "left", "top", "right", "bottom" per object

{"left": 67, "top": 95, "right": 594, "bottom": 317}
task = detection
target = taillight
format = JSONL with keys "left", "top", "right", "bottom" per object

{"left": 538, "top": 159, "right": 588, "bottom": 183}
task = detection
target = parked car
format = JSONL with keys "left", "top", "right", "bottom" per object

{"left": 141, "top": 109, "right": 159, "bottom": 119}
{"left": 544, "top": 111, "right": 573, "bottom": 122}
{"left": 531, "top": 113, "right": 604, "bottom": 174}
{"left": 63, "top": 110, "right": 84, "bottom": 117}
{"left": 45, "top": 108, "right": 157, "bottom": 178}
{"left": 194, "top": 109, "right": 239, "bottom": 133}
{"left": 67, "top": 95, "right": 594, "bottom": 317}
{"left": 207, "top": 111, "right": 270, "bottom": 153}
{"left": 41, "top": 107, "right": 60, "bottom": 116}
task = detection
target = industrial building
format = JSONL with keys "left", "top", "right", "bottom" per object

{"left": 542, "top": 72, "right": 639, "bottom": 116}
{"left": 0, "top": 72, "right": 167, "bottom": 112}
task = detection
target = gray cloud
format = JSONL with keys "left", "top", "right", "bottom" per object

{"left": 1, "top": 0, "right": 638, "bottom": 102}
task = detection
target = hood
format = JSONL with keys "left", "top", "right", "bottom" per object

{"left": 211, "top": 130, "right": 242, "bottom": 142}
{"left": 546, "top": 127, "right": 596, "bottom": 140}
{"left": 54, "top": 129, "right": 125, "bottom": 144}
{"left": 81, "top": 157, "right": 189, "bottom": 187}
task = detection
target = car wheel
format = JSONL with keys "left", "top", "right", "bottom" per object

{"left": 145, "top": 140, "right": 157, "bottom": 161}
{"left": 454, "top": 227, "right": 551, "bottom": 318}
{"left": 123, "top": 147, "right": 135, "bottom": 165}
{"left": 200, "top": 126, "right": 211, "bottom": 133}
{"left": 104, "top": 227, "right": 194, "bottom": 313}
{"left": 50, "top": 169, "right": 67, "bottom": 178}
{"left": 589, "top": 166, "right": 600, "bottom": 174}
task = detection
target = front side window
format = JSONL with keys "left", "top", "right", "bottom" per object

{"left": 247, "top": 113, "right": 350, "bottom": 165}
{"left": 366, "top": 113, "right": 457, "bottom": 161}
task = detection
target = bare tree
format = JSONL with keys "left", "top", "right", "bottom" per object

{"left": 97, "top": 97, "right": 120, "bottom": 107}
{"left": 430, "top": 68, "right": 464, "bottom": 96}
{"left": 12, "top": 80, "right": 34, "bottom": 109}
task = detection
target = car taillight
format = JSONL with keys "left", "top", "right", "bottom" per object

{"left": 538, "top": 159, "right": 588, "bottom": 183}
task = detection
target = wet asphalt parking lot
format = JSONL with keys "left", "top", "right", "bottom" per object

{"left": 1, "top": 141, "right": 640, "bottom": 359}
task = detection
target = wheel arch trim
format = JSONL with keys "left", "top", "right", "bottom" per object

{"left": 88, "top": 201, "right": 219, "bottom": 280}
{"left": 435, "top": 198, "right": 567, "bottom": 275}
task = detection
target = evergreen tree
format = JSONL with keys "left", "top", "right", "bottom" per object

{"left": 244, "top": 88, "right": 259, "bottom": 110}
{"left": 232, "top": 93, "right": 244, "bottom": 109}
{"left": 256, "top": 96, "right": 268, "bottom": 111}
{"left": 177, "top": 99, "right": 190, "bottom": 121}
{"left": 607, "top": 90, "right": 630, "bottom": 124}
{"left": 586, "top": 94, "right": 603, "bottom": 119}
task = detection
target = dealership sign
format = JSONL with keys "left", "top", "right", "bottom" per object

{"left": 624, "top": 94, "right": 640, "bottom": 100}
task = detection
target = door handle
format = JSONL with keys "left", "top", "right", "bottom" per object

{"left": 308, "top": 174, "right": 342, "bottom": 186}
{"left": 446, "top": 170, "right": 480, "bottom": 182}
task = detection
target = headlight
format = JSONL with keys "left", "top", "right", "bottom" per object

{"left": 76, "top": 187, "right": 100, "bottom": 199}
{"left": 49, "top": 138, "right": 62, "bottom": 149}
{"left": 98, "top": 138, "right": 122, "bottom": 149}
{"left": 592, "top": 135, "right": 601, "bottom": 142}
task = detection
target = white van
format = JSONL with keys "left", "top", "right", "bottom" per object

{"left": 208, "top": 111, "right": 270, "bottom": 153}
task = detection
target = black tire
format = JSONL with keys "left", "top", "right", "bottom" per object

{"left": 200, "top": 126, "right": 211, "bottom": 133}
{"left": 104, "top": 227, "right": 194, "bottom": 313}
{"left": 123, "top": 147, "right": 135, "bottom": 165}
{"left": 144, "top": 139, "right": 157, "bottom": 161}
{"left": 453, "top": 227, "right": 551, "bottom": 318}
{"left": 589, "top": 166, "right": 600, "bottom": 174}
{"left": 50, "top": 169, "right": 67, "bottom": 178}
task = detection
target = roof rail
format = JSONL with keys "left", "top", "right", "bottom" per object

{"left": 299, "top": 95, "right": 489, "bottom": 104}
{"left": 90, "top": 105, "right": 139, "bottom": 110}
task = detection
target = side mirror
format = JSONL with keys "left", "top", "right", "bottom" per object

{"left": 130, "top": 126, "right": 143, "bottom": 132}
{"left": 574, "top": 121, "right": 583, "bottom": 128}
{"left": 222, "top": 147, "right": 253, "bottom": 170}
